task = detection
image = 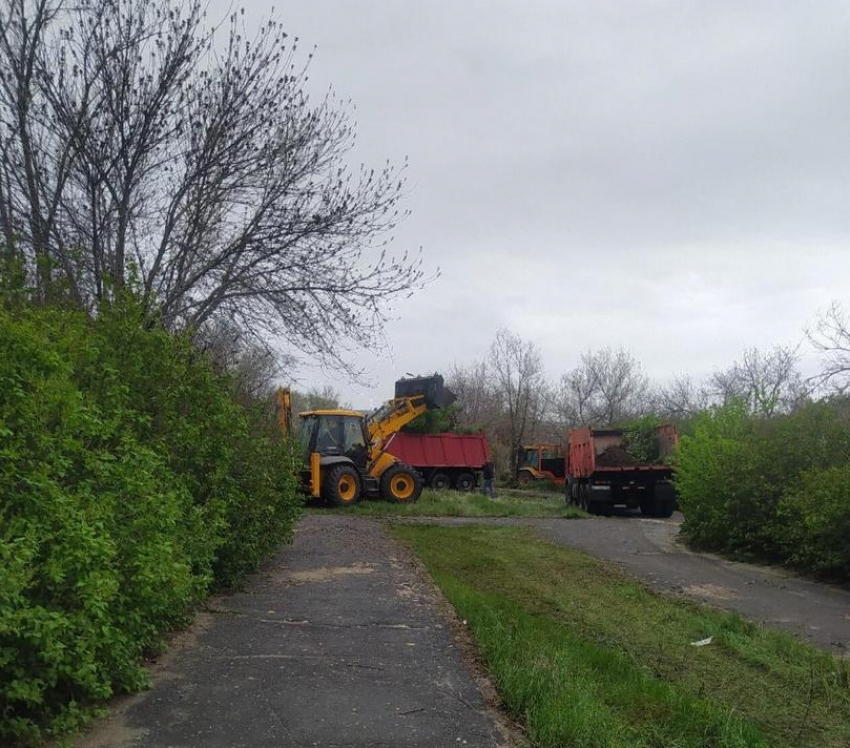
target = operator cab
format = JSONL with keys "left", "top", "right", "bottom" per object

{"left": 298, "top": 410, "right": 370, "bottom": 470}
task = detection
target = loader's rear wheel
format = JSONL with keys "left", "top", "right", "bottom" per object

{"left": 323, "top": 464, "right": 361, "bottom": 507}
{"left": 454, "top": 472, "right": 475, "bottom": 492}
{"left": 517, "top": 471, "right": 533, "bottom": 486}
{"left": 381, "top": 464, "right": 423, "bottom": 503}
{"left": 430, "top": 472, "right": 451, "bottom": 491}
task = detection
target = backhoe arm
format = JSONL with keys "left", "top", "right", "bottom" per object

{"left": 367, "top": 396, "right": 429, "bottom": 457}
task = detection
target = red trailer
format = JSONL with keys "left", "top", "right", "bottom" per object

{"left": 566, "top": 425, "right": 678, "bottom": 517}
{"left": 385, "top": 432, "right": 491, "bottom": 491}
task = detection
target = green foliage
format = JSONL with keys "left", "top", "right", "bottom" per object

{"left": 777, "top": 465, "right": 850, "bottom": 575}
{"left": 0, "top": 304, "right": 300, "bottom": 745}
{"left": 622, "top": 414, "right": 663, "bottom": 463}
{"left": 401, "top": 402, "right": 461, "bottom": 434}
{"left": 675, "top": 400, "right": 850, "bottom": 571}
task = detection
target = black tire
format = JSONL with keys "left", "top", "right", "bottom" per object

{"left": 454, "top": 472, "right": 475, "bottom": 492}
{"left": 430, "top": 472, "right": 451, "bottom": 491}
{"left": 649, "top": 482, "right": 676, "bottom": 518}
{"left": 588, "top": 499, "right": 610, "bottom": 517}
{"left": 517, "top": 470, "right": 533, "bottom": 486}
{"left": 323, "top": 464, "right": 361, "bottom": 507}
{"left": 566, "top": 477, "right": 578, "bottom": 507}
{"left": 655, "top": 498, "right": 674, "bottom": 518}
{"left": 381, "top": 463, "right": 423, "bottom": 503}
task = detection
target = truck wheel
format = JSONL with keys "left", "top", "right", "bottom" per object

{"left": 588, "top": 499, "right": 610, "bottom": 516}
{"left": 517, "top": 471, "right": 533, "bottom": 486}
{"left": 566, "top": 478, "right": 578, "bottom": 506}
{"left": 381, "top": 464, "right": 423, "bottom": 503}
{"left": 430, "top": 472, "right": 451, "bottom": 491}
{"left": 323, "top": 464, "right": 361, "bottom": 507}
{"left": 651, "top": 482, "right": 676, "bottom": 518}
{"left": 655, "top": 498, "right": 674, "bottom": 518}
{"left": 454, "top": 472, "right": 475, "bottom": 492}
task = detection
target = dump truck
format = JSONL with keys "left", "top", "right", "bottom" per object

{"left": 385, "top": 432, "right": 491, "bottom": 491}
{"left": 276, "top": 375, "right": 456, "bottom": 506}
{"left": 566, "top": 425, "right": 678, "bottom": 517}
{"left": 516, "top": 443, "right": 567, "bottom": 486}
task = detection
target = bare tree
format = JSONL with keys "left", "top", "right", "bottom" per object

{"left": 447, "top": 359, "right": 492, "bottom": 430}
{"left": 197, "top": 317, "right": 291, "bottom": 402}
{"left": 556, "top": 348, "right": 648, "bottom": 427}
{"left": 556, "top": 359, "right": 599, "bottom": 427}
{"left": 0, "top": 0, "right": 426, "bottom": 368}
{"left": 809, "top": 302, "right": 850, "bottom": 395}
{"left": 708, "top": 345, "right": 805, "bottom": 416}
{"left": 487, "top": 328, "right": 545, "bottom": 473}
{"left": 289, "top": 384, "right": 344, "bottom": 414}
{"left": 651, "top": 374, "right": 711, "bottom": 419}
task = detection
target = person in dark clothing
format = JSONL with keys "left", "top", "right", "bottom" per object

{"left": 481, "top": 461, "right": 496, "bottom": 499}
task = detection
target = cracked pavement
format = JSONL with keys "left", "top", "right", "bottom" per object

{"left": 77, "top": 516, "right": 506, "bottom": 748}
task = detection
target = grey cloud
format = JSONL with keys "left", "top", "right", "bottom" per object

{"left": 211, "top": 1, "right": 850, "bottom": 403}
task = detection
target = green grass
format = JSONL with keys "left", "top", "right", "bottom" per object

{"left": 307, "top": 488, "right": 584, "bottom": 518}
{"left": 391, "top": 524, "right": 850, "bottom": 748}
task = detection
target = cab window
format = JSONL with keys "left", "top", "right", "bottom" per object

{"left": 518, "top": 448, "right": 539, "bottom": 468}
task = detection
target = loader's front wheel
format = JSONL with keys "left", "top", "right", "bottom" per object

{"left": 323, "top": 464, "right": 361, "bottom": 507}
{"left": 381, "top": 464, "right": 422, "bottom": 503}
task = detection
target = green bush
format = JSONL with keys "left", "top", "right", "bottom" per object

{"left": 776, "top": 466, "right": 850, "bottom": 576}
{"left": 622, "top": 415, "right": 663, "bottom": 463}
{"left": 675, "top": 400, "right": 850, "bottom": 571}
{"left": 0, "top": 305, "right": 300, "bottom": 745}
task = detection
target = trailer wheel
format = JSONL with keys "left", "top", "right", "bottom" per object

{"left": 454, "top": 472, "right": 475, "bottom": 492}
{"left": 430, "top": 472, "right": 451, "bottom": 491}
{"left": 323, "top": 464, "right": 361, "bottom": 507}
{"left": 381, "top": 464, "right": 422, "bottom": 503}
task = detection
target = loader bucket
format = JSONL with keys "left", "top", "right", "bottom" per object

{"left": 394, "top": 375, "right": 457, "bottom": 409}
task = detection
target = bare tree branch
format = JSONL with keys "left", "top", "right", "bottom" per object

{"left": 0, "top": 0, "right": 428, "bottom": 371}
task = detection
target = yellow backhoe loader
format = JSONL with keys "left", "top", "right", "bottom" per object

{"left": 276, "top": 375, "right": 456, "bottom": 506}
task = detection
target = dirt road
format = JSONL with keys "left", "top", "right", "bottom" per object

{"left": 78, "top": 516, "right": 507, "bottom": 748}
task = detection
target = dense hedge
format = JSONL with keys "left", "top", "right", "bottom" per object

{"left": 0, "top": 305, "right": 300, "bottom": 745}
{"left": 675, "top": 400, "right": 850, "bottom": 578}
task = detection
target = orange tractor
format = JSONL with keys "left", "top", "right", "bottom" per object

{"left": 515, "top": 443, "right": 567, "bottom": 486}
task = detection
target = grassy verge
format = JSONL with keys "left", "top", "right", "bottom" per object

{"left": 391, "top": 524, "right": 850, "bottom": 747}
{"left": 308, "top": 488, "right": 584, "bottom": 518}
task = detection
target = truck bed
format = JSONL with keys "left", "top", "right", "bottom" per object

{"left": 385, "top": 432, "right": 491, "bottom": 469}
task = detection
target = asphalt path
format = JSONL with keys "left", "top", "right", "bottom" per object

{"left": 396, "top": 511, "right": 850, "bottom": 654}
{"left": 78, "top": 516, "right": 508, "bottom": 748}
{"left": 533, "top": 511, "right": 850, "bottom": 654}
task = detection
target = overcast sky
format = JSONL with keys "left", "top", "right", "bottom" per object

{"left": 212, "top": 1, "right": 850, "bottom": 407}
